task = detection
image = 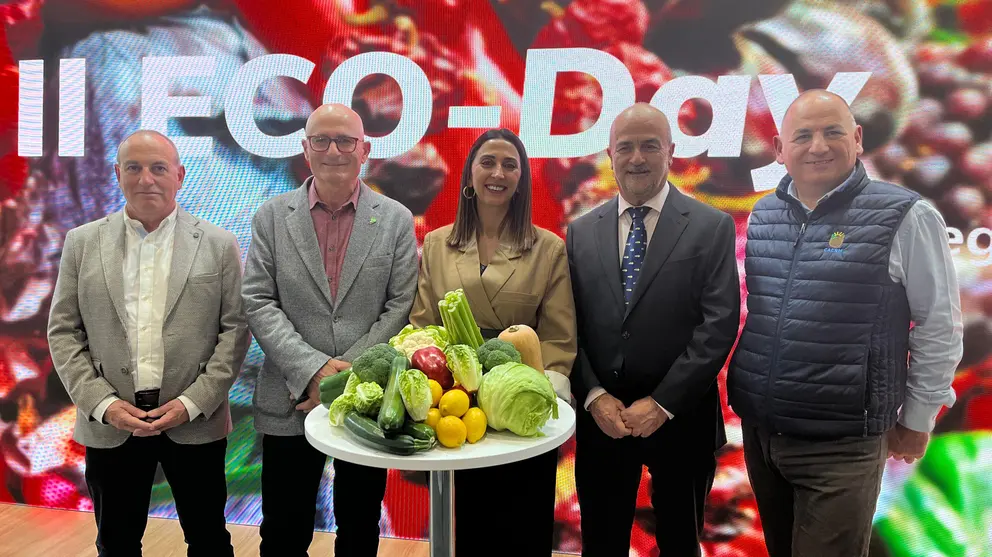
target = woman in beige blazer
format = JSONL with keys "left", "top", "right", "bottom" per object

{"left": 409, "top": 128, "right": 577, "bottom": 556}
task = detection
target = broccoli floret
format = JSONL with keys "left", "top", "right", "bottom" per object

{"left": 352, "top": 343, "right": 400, "bottom": 387}
{"left": 476, "top": 339, "right": 522, "bottom": 373}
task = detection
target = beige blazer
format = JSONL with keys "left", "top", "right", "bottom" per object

{"left": 409, "top": 224, "right": 577, "bottom": 376}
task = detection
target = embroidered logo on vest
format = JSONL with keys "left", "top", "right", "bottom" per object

{"left": 825, "top": 231, "right": 845, "bottom": 253}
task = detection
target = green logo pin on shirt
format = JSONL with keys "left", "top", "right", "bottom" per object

{"left": 370, "top": 217, "right": 377, "bottom": 224}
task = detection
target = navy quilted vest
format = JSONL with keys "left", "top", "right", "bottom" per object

{"left": 729, "top": 162, "right": 919, "bottom": 438}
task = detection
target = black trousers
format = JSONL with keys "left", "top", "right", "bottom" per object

{"left": 742, "top": 424, "right": 887, "bottom": 557}
{"left": 453, "top": 448, "right": 560, "bottom": 557}
{"left": 83, "top": 435, "right": 232, "bottom": 557}
{"left": 574, "top": 410, "right": 716, "bottom": 557}
{"left": 258, "top": 434, "right": 388, "bottom": 557}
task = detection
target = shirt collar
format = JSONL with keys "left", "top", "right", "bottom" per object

{"left": 786, "top": 166, "right": 859, "bottom": 212}
{"left": 124, "top": 204, "right": 178, "bottom": 239}
{"left": 309, "top": 178, "right": 362, "bottom": 212}
{"left": 618, "top": 181, "right": 670, "bottom": 216}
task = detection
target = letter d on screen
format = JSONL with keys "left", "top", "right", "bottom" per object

{"left": 519, "top": 48, "right": 635, "bottom": 158}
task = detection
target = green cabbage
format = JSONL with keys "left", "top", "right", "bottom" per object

{"left": 398, "top": 369, "right": 433, "bottom": 422}
{"left": 389, "top": 324, "right": 449, "bottom": 358}
{"left": 477, "top": 362, "right": 559, "bottom": 437}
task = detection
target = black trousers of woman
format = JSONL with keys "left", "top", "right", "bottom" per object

{"left": 453, "top": 448, "right": 560, "bottom": 557}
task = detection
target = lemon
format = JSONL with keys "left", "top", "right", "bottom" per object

{"left": 428, "top": 379, "right": 443, "bottom": 408}
{"left": 439, "top": 389, "right": 470, "bottom": 418}
{"left": 462, "top": 407, "right": 487, "bottom": 444}
{"left": 424, "top": 408, "right": 442, "bottom": 430}
{"left": 436, "top": 416, "right": 467, "bottom": 448}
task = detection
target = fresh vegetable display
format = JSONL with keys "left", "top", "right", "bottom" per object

{"left": 329, "top": 294, "right": 562, "bottom": 455}
{"left": 476, "top": 338, "right": 522, "bottom": 373}
{"left": 411, "top": 346, "right": 453, "bottom": 389}
{"left": 437, "top": 289, "right": 484, "bottom": 349}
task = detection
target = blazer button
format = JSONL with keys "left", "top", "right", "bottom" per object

{"left": 121, "top": 367, "right": 129, "bottom": 375}
{"left": 621, "top": 331, "right": 630, "bottom": 339}
{"left": 333, "top": 316, "right": 341, "bottom": 323}
{"left": 613, "top": 370, "right": 620, "bottom": 379}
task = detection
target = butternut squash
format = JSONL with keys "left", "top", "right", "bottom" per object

{"left": 499, "top": 324, "right": 543, "bottom": 371}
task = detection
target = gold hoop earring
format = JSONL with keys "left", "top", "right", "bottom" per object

{"left": 462, "top": 186, "right": 476, "bottom": 199}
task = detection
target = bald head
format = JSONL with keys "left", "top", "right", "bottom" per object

{"left": 610, "top": 103, "right": 672, "bottom": 149}
{"left": 775, "top": 89, "right": 864, "bottom": 199}
{"left": 305, "top": 103, "right": 366, "bottom": 139}
{"left": 608, "top": 103, "right": 675, "bottom": 206}
{"left": 117, "top": 130, "right": 180, "bottom": 165}
{"left": 782, "top": 90, "right": 857, "bottom": 131}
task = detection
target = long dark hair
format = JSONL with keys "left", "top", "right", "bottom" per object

{"left": 446, "top": 129, "right": 537, "bottom": 252}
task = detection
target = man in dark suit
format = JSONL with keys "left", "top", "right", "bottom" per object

{"left": 566, "top": 103, "right": 741, "bottom": 556}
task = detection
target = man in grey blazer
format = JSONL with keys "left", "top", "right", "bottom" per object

{"left": 242, "top": 103, "right": 418, "bottom": 557}
{"left": 48, "top": 130, "right": 251, "bottom": 556}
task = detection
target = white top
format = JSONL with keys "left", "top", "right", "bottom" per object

{"left": 784, "top": 174, "right": 962, "bottom": 433}
{"left": 584, "top": 183, "right": 675, "bottom": 419}
{"left": 304, "top": 398, "right": 576, "bottom": 471}
{"left": 92, "top": 206, "right": 201, "bottom": 423}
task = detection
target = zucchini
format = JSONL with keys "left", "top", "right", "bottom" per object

{"left": 319, "top": 369, "right": 354, "bottom": 408}
{"left": 343, "top": 412, "right": 435, "bottom": 455}
{"left": 377, "top": 355, "right": 409, "bottom": 431}
{"left": 402, "top": 421, "right": 437, "bottom": 442}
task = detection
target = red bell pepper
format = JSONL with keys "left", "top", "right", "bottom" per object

{"left": 411, "top": 346, "right": 453, "bottom": 389}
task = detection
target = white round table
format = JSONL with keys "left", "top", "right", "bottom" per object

{"left": 304, "top": 398, "right": 576, "bottom": 557}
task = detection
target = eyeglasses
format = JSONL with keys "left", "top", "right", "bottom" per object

{"left": 306, "top": 135, "right": 360, "bottom": 153}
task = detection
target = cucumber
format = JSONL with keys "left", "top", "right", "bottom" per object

{"left": 343, "top": 412, "right": 435, "bottom": 455}
{"left": 319, "top": 370, "right": 354, "bottom": 408}
{"left": 377, "top": 355, "right": 409, "bottom": 432}
{"left": 402, "top": 421, "right": 437, "bottom": 442}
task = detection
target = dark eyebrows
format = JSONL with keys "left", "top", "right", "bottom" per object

{"left": 478, "top": 154, "right": 518, "bottom": 163}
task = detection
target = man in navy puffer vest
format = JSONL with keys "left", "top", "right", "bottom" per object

{"left": 728, "top": 90, "right": 963, "bottom": 557}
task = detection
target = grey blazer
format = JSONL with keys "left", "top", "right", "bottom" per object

{"left": 47, "top": 209, "right": 251, "bottom": 449}
{"left": 243, "top": 180, "right": 418, "bottom": 436}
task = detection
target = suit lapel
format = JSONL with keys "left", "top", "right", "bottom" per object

{"left": 164, "top": 210, "right": 201, "bottom": 322}
{"left": 625, "top": 188, "right": 690, "bottom": 319}
{"left": 99, "top": 213, "right": 128, "bottom": 328}
{"left": 336, "top": 182, "right": 380, "bottom": 304}
{"left": 595, "top": 198, "right": 625, "bottom": 310}
{"left": 286, "top": 182, "right": 334, "bottom": 307}
{"left": 481, "top": 242, "right": 519, "bottom": 303}
{"left": 454, "top": 238, "right": 502, "bottom": 327}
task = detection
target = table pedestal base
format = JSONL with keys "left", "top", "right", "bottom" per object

{"left": 429, "top": 470, "right": 455, "bottom": 557}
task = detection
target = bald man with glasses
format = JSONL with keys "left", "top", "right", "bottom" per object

{"left": 242, "top": 104, "right": 418, "bottom": 556}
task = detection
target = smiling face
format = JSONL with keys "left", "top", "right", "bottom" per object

{"left": 114, "top": 131, "right": 185, "bottom": 223}
{"left": 470, "top": 138, "right": 521, "bottom": 209}
{"left": 775, "top": 91, "right": 864, "bottom": 193}
{"left": 608, "top": 104, "right": 674, "bottom": 206}
{"left": 302, "top": 104, "right": 371, "bottom": 188}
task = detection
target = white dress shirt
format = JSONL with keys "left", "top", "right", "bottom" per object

{"left": 584, "top": 183, "right": 676, "bottom": 419}
{"left": 92, "top": 206, "right": 202, "bottom": 424}
{"left": 784, "top": 173, "right": 963, "bottom": 433}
